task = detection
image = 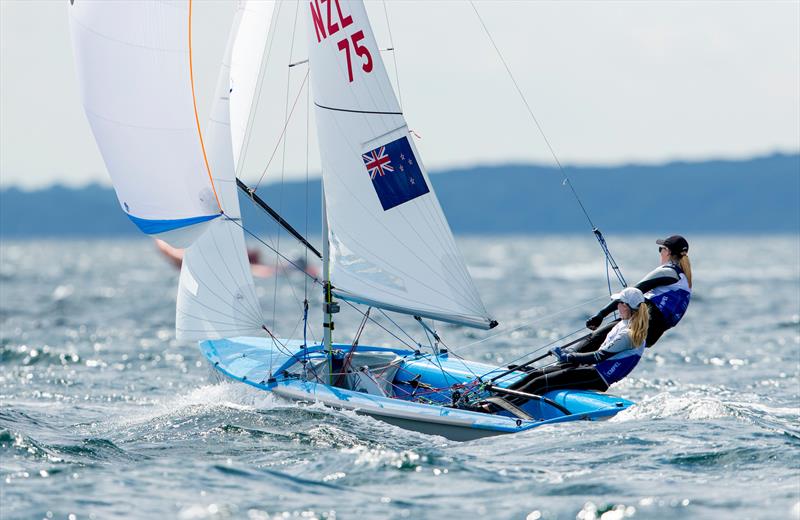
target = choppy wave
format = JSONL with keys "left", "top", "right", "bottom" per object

{"left": 1, "top": 237, "right": 798, "bottom": 519}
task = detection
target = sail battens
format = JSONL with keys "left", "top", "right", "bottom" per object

{"left": 307, "top": 0, "right": 494, "bottom": 330}
{"left": 69, "top": 14, "right": 184, "bottom": 53}
{"left": 314, "top": 102, "right": 402, "bottom": 116}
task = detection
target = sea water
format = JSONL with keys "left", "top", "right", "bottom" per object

{"left": 1, "top": 236, "right": 798, "bottom": 519}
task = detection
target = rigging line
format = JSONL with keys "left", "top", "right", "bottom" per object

{"left": 468, "top": 1, "right": 626, "bottom": 287}
{"left": 458, "top": 328, "right": 585, "bottom": 403}
{"left": 418, "top": 319, "right": 458, "bottom": 388}
{"left": 467, "top": 1, "right": 589, "bottom": 226}
{"left": 336, "top": 308, "right": 371, "bottom": 387}
{"left": 271, "top": 0, "right": 302, "bottom": 334}
{"left": 377, "top": 308, "right": 419, "bottom": 347}
{"left": 252, "top": 70, "right": 310, "bottom": 192}
{"left": 219, "top": 218, "right": 264, "bottom": 320}
{"left": 237, "top": 179, "right": 322, "bottom": 259}
{"left": 304, "top": 62, "right": 311, "bottom": 305}
{"left": 450, "top": 294, "right": 608, "bottom": 353}
{"left": 477, "top": 327, "right": 586, "bottom": 382}
{"left": 340, "top": 300, "right": 416, "bottom": 351}
{"left": 180, "top": 236, "right": 262, "bottom": 324}
{"left": 210, "top": 220, "right": 263, "bottom": 321}
{"left": 231, "top": 211, "right": 314, "bottom": 329}
{"left": 236, "top": 0, "right": 283, "bottom": 178}
{"left": 228, "top": 218, "right": 321, "bottom": 286}
{"left": 381, "top": 0, "right": 403, "bottom": 110}
{"left": 418, "top": 326, "right": 486, "bottom": 383}
{"left": 261, "top": 324, "right": 301, "bottom": 377}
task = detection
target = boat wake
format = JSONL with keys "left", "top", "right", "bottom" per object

{"left": 612, "top": 390, "right": 800, "bottom": 438}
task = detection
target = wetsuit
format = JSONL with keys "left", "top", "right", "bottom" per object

{"left": 510, "top": 319, "right": 645, "bottom": 396}
{"left": 584, "top": 262, "right": 691, "bottom": 351}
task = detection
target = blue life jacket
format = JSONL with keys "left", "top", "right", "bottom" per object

{"left": 596, "top": 347, "right": 644, "bottom": 385}
{"left": 645, "top": 264, "right": 691, "bottom": 328}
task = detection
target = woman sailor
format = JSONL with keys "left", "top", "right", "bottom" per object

{"left": 582, "top": 234, "right": 692, "bottom": 351}
{"left": 508, "top": 287, "right": 650, "bottom": 396}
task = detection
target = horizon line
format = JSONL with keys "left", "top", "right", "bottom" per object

{"left": 1, "top": 149, "right": 797, "bottom": 192}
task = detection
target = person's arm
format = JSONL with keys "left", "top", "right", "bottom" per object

{"left": 633, "top": 265, "right": 680, "bottom": 293}
{"left": 586, "top": 265, "right": 680, "bottom": 329}
{"left": 564, "top": 328, "right": 633, "bottom": 366}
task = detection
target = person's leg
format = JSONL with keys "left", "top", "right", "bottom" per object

{"left": 518, "top": 366, "right": 608, "bottom": 395}
{"left": 508, "top": 363, "right": 565, "bottom": 390}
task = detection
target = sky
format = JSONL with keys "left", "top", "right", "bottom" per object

{"left": 1, "top": 0, "right": 798, "bottom": 189}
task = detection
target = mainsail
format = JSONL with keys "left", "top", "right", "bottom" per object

{"left": 306, "top": 0, "right": 495, "bottom": 329}
{"left": 176, "top": 3, "right": 265, "bottom": 341}
{"left": 69, "top": 0, "right": 222, "bottom": 247}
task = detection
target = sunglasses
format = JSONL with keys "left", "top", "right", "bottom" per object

{"left": 658, "top": 246, "right": 669, "bottom": 253}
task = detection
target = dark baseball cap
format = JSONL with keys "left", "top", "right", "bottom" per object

{"left": 657, "top": 235, "right": 689, "bottom": 254}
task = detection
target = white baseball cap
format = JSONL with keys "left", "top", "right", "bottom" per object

{"left": 610, "top": 287, "right": 645, "bottom": 309}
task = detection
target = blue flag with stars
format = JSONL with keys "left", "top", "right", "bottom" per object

{"left": 362, "top": 136, "right": 430, "bottom": 211}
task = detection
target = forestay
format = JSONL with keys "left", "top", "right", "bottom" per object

{"left": 69, "top": 0, "right": 221, "bottom": 247}
{"left": 306, "top": 0, "right": 495, "bottom": 329}
{"left": 229, "top": 0, "right": 276, "bottom": 173}
{"left": 176, "top": 5, "right": 265, "bottom": 341}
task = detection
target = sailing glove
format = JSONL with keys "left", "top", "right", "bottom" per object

{"left": 550, "top": 347, "right": 574, "bottom": 364}
{"left": 586, "top": 314, "right": 603, "bottom": 330}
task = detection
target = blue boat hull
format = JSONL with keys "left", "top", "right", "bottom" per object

{"left": 200, "top": 337, "right": 633, "bottom": 441}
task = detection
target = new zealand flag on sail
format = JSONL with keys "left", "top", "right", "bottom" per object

{"left": 362, "top": 136, "right": 430, "bottom": 211}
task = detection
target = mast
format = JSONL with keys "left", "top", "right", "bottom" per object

{"left": 321, "top": 182, "right": 338, "bottom": 382}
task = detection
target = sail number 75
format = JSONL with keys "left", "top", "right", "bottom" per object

{"left": 310, "top": 0, "right": 373, "bottom": 83}
{"left": 337, "top": 31, "right": 373, "bottom": 83}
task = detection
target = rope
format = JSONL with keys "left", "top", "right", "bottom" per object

{"left": 252, "top": 71, "right": 309, "bottom": 191}
{"left": 450, "top": 295, "right": 607, "bottom": 353}
{"left": 468, "top": 1, "right": 626, "bottom": 287}
{"left": 482, "top": 327, "right": 585, "bottom": 380}
{"left": 381, "top": 0, "right": 403, "bottom": 109}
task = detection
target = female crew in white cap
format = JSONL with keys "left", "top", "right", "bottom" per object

{"left": 506, "top": 287, "right": 650, "bottom": 396}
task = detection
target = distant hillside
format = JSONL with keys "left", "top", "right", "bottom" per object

{"left": 1, "top": 153, "right": 798, "bottom": 238}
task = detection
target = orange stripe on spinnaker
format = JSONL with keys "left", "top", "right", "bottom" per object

{"left": 188, "top": 0, "right": 222, "bottom": 213}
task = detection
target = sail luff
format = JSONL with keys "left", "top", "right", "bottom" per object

{"left": 188, "top": 0, "right": 222, "bottom": 214}
{"left": 176, "top": 3, "right": 265, "bottom": 341}
{"left": 305, "top": 0, "right": 495, "bottom": 329}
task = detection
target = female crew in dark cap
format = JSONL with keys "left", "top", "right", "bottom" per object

{"left": 581, "top": 234, "right": 693, "bottom": 352}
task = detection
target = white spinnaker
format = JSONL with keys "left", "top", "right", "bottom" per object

{"left": 176, "top": 6, "right": 265, "bottom": 341}
{"left": 69, "top": 0, "right": 220, "bottom": 247}
{"left": 230, "top": 0, "right": 276, "bottom": 172}
{"left": 306, "top": 0, "right": 494, "bottom": 329}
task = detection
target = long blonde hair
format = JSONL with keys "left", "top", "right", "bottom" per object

{"left": 628, "top": 303, "right": 650, "bottom": 347}
{"left": 672, "top": 252, "right": 693, "bottom": 288}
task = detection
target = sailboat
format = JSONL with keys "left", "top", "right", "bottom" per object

{"left": 70, "top": 0, "right": 633, "bottom": 441}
